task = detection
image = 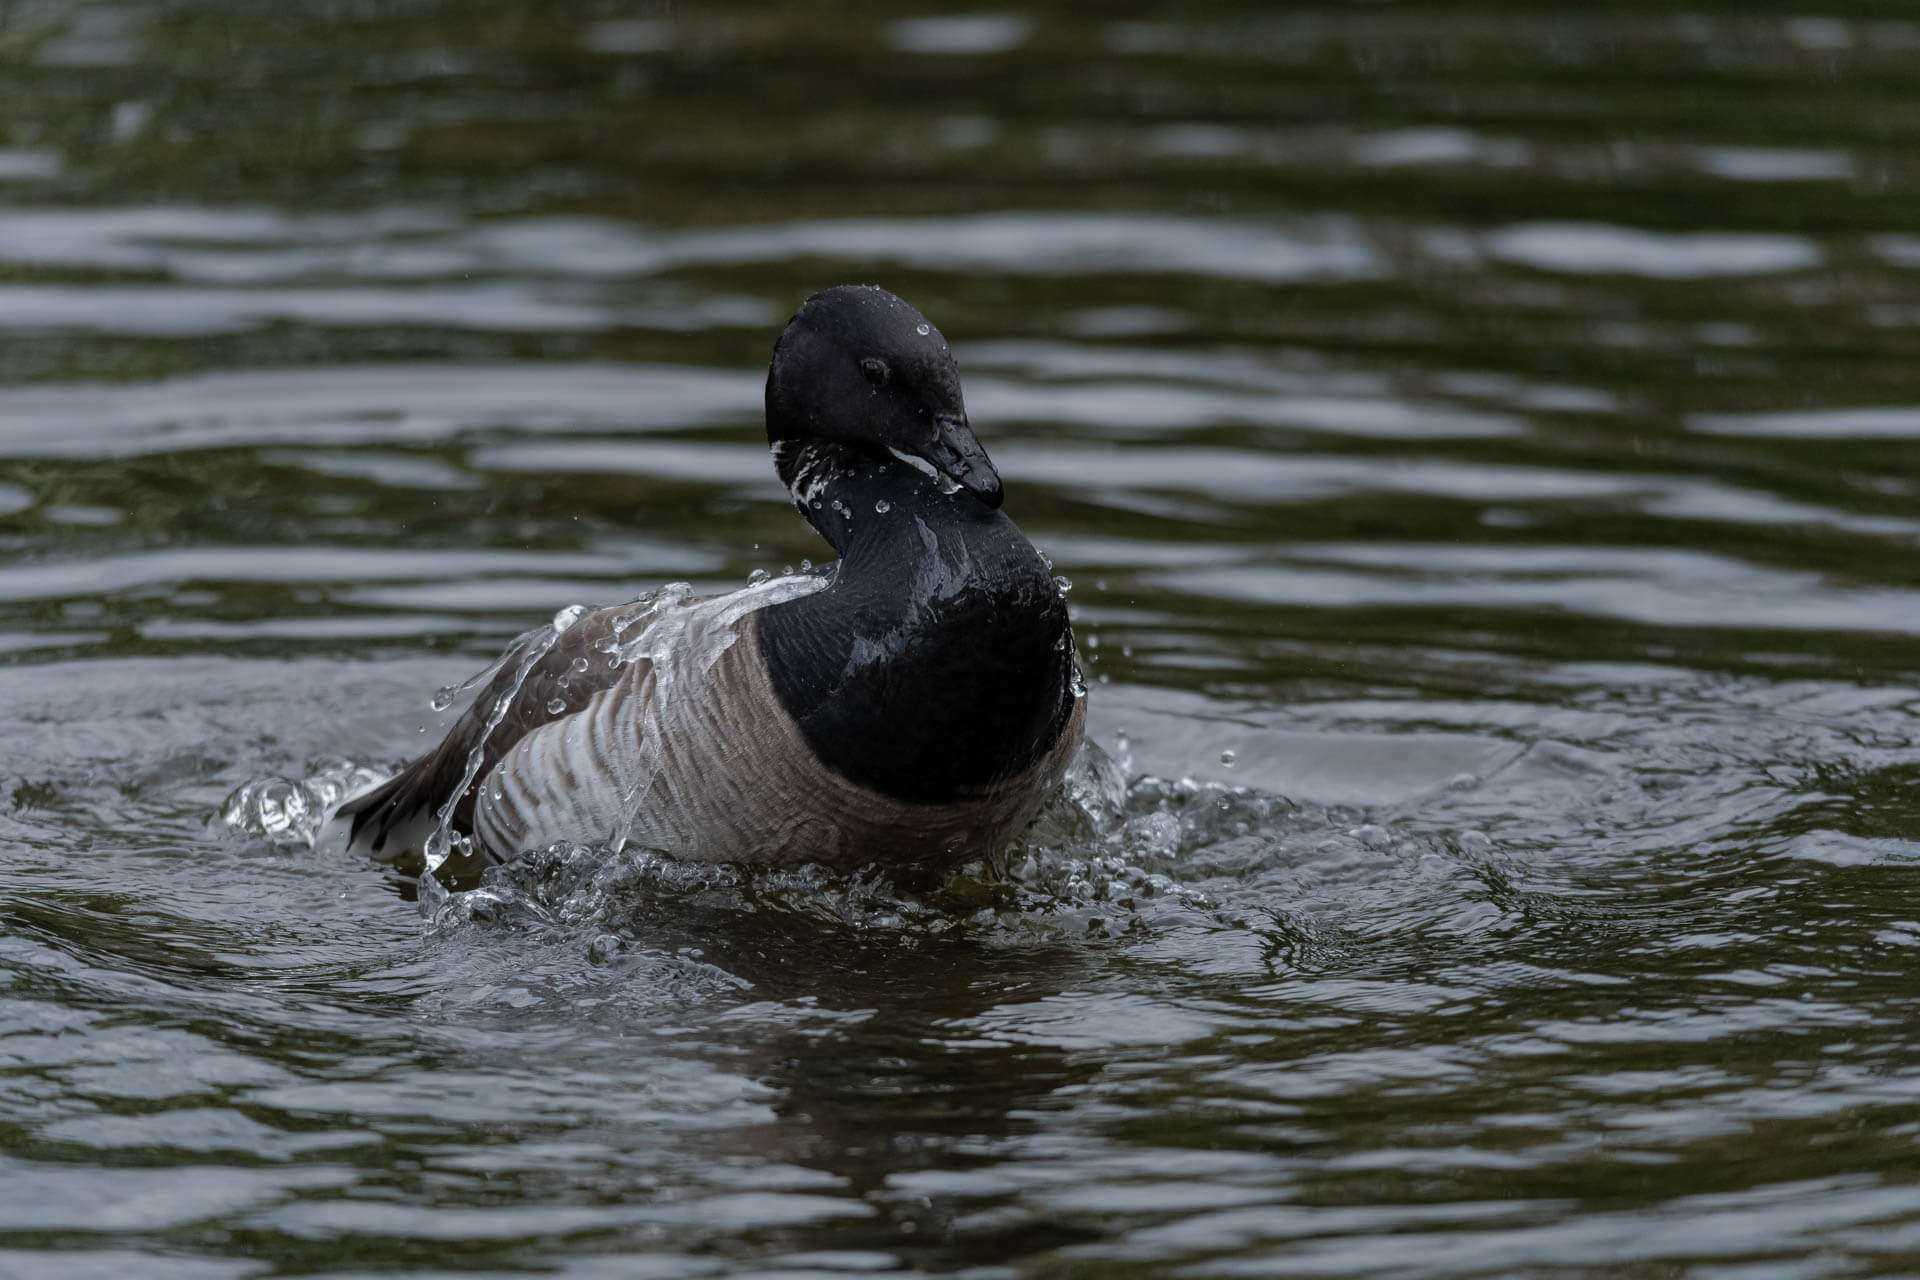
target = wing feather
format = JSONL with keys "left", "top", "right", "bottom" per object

{"left": 335, "top": 605, "right": 642, "bottom": 854}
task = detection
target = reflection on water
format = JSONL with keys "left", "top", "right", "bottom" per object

{"left": 9, "top": 1, "right": 1920, "bottom": 1275}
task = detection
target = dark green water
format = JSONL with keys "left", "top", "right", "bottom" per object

{"left": 8, "top": 2, "right": 1920, "bottom": 1275}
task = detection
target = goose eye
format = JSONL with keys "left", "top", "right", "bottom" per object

{"left": 860, "top": 358, "right": 889, "bottom": 386}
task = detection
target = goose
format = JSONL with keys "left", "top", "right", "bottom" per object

{"left": 335, "top": 284, "right": 1085, "bottom": 875}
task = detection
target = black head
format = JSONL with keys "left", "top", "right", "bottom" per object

{"left": 766, "top": 285, "right": 1002, "bottom": 509}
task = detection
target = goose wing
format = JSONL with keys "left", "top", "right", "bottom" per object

{"left": 334, "top": 605, "right": 640, "bottom": 855}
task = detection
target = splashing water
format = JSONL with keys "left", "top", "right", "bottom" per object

{"left": 430, "top": 659, "right": 502, "bottom": 713}
{"left": 423, "top": 737, "right": 1308, "bottom": 949}
{"left": 220, "top": 719, "right": 1447, "bottom": 992}
{"left": 226, "top": 574, "right": 844, "bottom": 889}
{"left": 420, "top": 625, "right": 562, "bottom": 882}
{"left": 220, "top": 760, "right": 389, "bottom": 846}
{"left": 603, "top": 572, "right": 828, "bottom": 853}
{"left": 425, "top": 603, "right": 591, "bottom": 714}
{"left": 226, "top": 567, "right": 1086, "bottom": 922}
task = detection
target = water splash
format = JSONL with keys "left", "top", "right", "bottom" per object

{"left": 430, "top": 738, "right": 1248, "bottom": 946}
{"left": 220, "top": 760, "right": 388, "bottom": 846}
{"left": 423, "top": 625, "right": 562, "bottom": 877}
{"left": 430, "top": 658, "right": 503, "bottom": 713}
{"left": 222, "top": 729, "right": 1461, "bottom": 972}
{"left": 602, "top": 573, "right": 828, "bottom": 854}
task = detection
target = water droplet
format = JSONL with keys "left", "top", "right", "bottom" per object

{"left": 874, "top": 498, "right": 890, "bottom": 514}
{"left": 547, "top": 697, "right": 566, "bottom": 715}
{"left": 430, "top": 690, "right": 454, "bottom": 712}
{"left": 747, "top": 567, "right": 770, "bottom": 585}
{"left": 552, "top": 603, "right": 588, "bottom": 633}
{"left": 571, "top": 656, "right": 589, "bottom": 674}
{"left": 916, "top": 322, "right": 930, "bottom": 335}
{"left": 1220, "top": 749, "right": 1236, "bottom": 766}
{"left": 800, "top": 559, "right": 813, "bottom": 572}
{"left": 1054, "top": 575, "right": 1073, "bottom": 595}
{"left": 783, "top": 564, "right": 794, "bottom": 576}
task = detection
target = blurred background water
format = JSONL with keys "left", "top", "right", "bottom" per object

{"left": 9, "top": 2, "right": 1920, "bottom": 1276}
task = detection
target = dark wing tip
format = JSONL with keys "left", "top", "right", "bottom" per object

{"left": 333, "top": 773, "right": 409, "bottom": 852}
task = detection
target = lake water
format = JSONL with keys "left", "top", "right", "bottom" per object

{"left": 8, "top": 3, "right": 1920, "bottom": 1276}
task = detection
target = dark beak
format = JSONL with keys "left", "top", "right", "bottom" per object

{"left": 922, "top": 412, "right": 1003, "bottom": 509}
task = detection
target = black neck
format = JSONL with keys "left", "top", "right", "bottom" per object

{"left": 774, "top": 440, "right": 944, "bottom": 553}
{"left": 756, "top": 442, "right": 1077, "bottom": 805}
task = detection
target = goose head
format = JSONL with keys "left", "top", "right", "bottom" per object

{"left": 765, "top": 284, "right": 1002, "bottom": 510}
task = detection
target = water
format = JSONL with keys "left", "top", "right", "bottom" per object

{"left": 7, "top": 2, "right": 1920, "bottom": 1274}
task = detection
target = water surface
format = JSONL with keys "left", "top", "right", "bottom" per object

{"left": 8, "top": 3, "right": 1920, "bottom": 1276}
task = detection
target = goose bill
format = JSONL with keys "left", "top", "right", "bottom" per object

{"left": 911, "top": 413, "right": 1003, "bottom": 509}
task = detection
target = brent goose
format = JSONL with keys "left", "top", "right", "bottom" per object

{"left": 335, "top": 285, "right": 1085, "bottom": 873}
